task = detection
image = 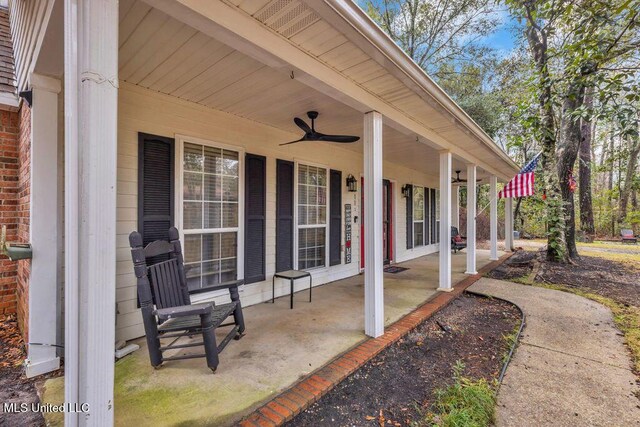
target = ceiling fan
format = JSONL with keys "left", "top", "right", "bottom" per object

{"left": 280, "top": 111, "right": 360, "bottom": 146}
{"left": 452, "top": 170, "right": 482, "bottom": 184}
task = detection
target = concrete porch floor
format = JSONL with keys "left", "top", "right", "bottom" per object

{"left": 41, "top": 249, "right": 500, "bottom": 426}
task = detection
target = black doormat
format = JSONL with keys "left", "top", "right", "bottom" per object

{"left": 384, "top": 266, "right": 409, "bottom": 273}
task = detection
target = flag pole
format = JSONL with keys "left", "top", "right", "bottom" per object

{"left": 475, "top": 196, "right": 501, "bottom": 219}
{"left": 475, "top": 199, "right": 492, "bottom": 219}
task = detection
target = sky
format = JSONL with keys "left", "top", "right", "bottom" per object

{"left": 478, "top": 9, "right": 524, "bottom": 57}
{"left": 484, "top": 17, "right": 520, "bottom": 52}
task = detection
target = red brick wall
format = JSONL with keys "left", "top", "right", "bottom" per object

{"left": 0, "top": 107, "right": 18, "bottom": 316}
{"left": 15, "top": 103, "right": 30, "bottom": 341}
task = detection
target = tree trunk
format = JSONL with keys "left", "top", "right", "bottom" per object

{"left": 524, "top": 21, "right": 567, "bottom": 262}
{"left": 579, "top": 90, "right": 595, "bottom": 234}
{"left": 609, "top": 132, "right": 615, "bottom": 236}
{"left": 619, "top": 136, "right": 640, "bottom": 223}
{"left": 557, "top": 80, "right": 585, "bottom": 260}
{"left": 514, "top": 196, "right": 523, "bottom": 228}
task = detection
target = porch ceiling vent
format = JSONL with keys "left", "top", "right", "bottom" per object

{"left": 253, "top": 0, "right": 320, "bottom": 39}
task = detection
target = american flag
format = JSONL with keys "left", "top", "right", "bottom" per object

{"left": 498, "top": 153, "right": 541, "bottom": 198}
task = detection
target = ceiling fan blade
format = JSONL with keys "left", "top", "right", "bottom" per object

{"left": 317, "top": 134, "right": 360, "bottom": 143}
{"left": 294, "top": 117, "right": 313, "bottom": 134}
{"left": 279, "top": 137, "right": 306, "bottom": 146}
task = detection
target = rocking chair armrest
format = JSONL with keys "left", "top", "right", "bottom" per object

{"left": 154, "top": 302, "right": 214, "bottom": 320}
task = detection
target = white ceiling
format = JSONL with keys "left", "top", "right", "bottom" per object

{"left": 117, "top": 0, "right": 485, "bottom": 179}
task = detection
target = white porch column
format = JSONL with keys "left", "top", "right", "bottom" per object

{"left": 438, "top": 151, "right": 452, "bottom": 291}
{"left": 64, "top": 0, "right": 118, "bottom": 425}
{"left": 465, "top": 164, "right": 477, "bottom": 274}
{"left": 505, "top": 196, "right": 514, "bottom": 251}
{"left": 25, "top": 74, "right": 61, "bottom": 378}
{"left": 452, "top": 186, "right": 460, "bottom": 229}
{"left": 489, "top": 175, "right": 498, "bottom": 260}
{"left": 363, "top": 111, "right": 384, "bottom": 337}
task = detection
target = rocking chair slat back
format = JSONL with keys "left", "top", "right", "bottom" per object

{"left": 149, "top": 259, "right": 187, "bottom": 309}
{"left": 130, "top": 227, "right": 192, "bottom": 310}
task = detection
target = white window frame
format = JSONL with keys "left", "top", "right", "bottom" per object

{"left": 294, "top": 159, "right": 330, "bottom": 271}
{"left": 413, "top": 185, "right": 425, "bottom": 247}
{"left": 175, "top": 134, "right": 245, "bottom": 300}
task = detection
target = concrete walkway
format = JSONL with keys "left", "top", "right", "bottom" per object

{"left": 470, "top": 278, "right": 640, "bottom": 427}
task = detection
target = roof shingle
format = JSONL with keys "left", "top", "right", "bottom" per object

{"left": 0, "top": 7, "right": 16, "bottom": 96}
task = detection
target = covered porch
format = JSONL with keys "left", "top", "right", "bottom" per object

{"left": 10, "top": 0, "right": 521, "bottom": 423}
{"left": 41, "top": 249, "right": 502, "bottom": 426}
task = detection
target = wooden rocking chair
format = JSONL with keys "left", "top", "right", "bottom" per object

{"left": 129, "top": 227, "right": 245, "bottom": 372}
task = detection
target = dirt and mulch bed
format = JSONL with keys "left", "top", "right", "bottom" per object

{"left": 539, "top": 254, "right": 640, "bottom": 307}
{"left": 286, "top": 294, "right": 521, "bottom": 426}
{"left": 487, "top": 249, "right": 640, "bottom": 307}
{"left": 0, "top": 315, "right": 45, "bottom": 427}
{"left": 485, "top": 250, "right": 537, "bottom": 282}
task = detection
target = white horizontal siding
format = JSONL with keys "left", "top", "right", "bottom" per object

{"left": 116, "top": 83, "right": 439, "bottom": 342}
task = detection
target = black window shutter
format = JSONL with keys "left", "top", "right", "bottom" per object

{"left": 244, "top": 154, "right": 266, "bottom": 284}
{"left": 329, "top": 169, "right": 342, "bottom": 266}
{"left": 276, "top": 159, "right": 294, "bottom": 272}
{"left": 406, "top": 185, "right": 413, "bottom": 249}
{"left": 138, "top": 133, "right": 175, "bottom": 248}
{"left": 430, "top": 188, "right": 437, "bottom": 244}
{"left": 424, "top": 186, "right": 430, "bottom": 244}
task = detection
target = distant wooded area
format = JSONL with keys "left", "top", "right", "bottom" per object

{"left": 365, "top": 0, "right": 640, "bottom": 261}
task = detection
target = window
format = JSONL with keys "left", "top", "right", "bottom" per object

{"left": 297, "top": 164, "right": 327, "bottom": 269}
{"left": 181, "top": 141, "right": 240, "bottom": 292}
{"left": 413, "top": 186, "right": 425, "bottom": 247}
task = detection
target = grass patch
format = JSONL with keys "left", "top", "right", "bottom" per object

{"left": 534, "top": 282, "right": 640, "bottom": 374}
{"left": 422, "top": 361, "right": 496, "bottom": 427}
{"left": 578, "top": 241, "right": 640, "bottom": 252}
{"left": 501, "top": 323, "right": 521, "bottom": 367}
{"left": 579, "top": 250, "right": 640, "bottom": 268}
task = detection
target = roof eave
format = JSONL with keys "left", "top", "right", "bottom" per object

{"left": 0, "top": 91, "right": 19, "bottom": 111}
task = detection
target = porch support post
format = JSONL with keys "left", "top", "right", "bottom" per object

{"left": 25, "top": 74, "right": 62, "bottom": 378}
{"left": 489, "top": 175, "right": 498, "bottom": 260}
{"left": 505, "top": 196, "right": 514, "bottom": 252}
{"left": 452, "top": 186, "right": 460, "bottom": 230}
{"left": 438, "top": 151, "right": 452, "bottom": 291}
{"left": 465, "top": 164, "right": 477, "bottom": 275}
{"left": 363, "top": 110, "right": 384, "bottom": 337}
{"left": 64, "top": 0, "right": 118, "bottom": 425}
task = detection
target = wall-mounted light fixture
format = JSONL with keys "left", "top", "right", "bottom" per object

{"left": 346, "top": 174, "right": 358, "bottom": 192}
{"left": 401, "top": 184, "right": 412, "bottom": 198}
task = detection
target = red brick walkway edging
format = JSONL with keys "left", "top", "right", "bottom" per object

{"left": 239, "top": 252, "right": 516, "bottom": 427}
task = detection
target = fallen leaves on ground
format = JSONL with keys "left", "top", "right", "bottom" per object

{"left": 0, "top": 314, "right": 26, "bottom": 370}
